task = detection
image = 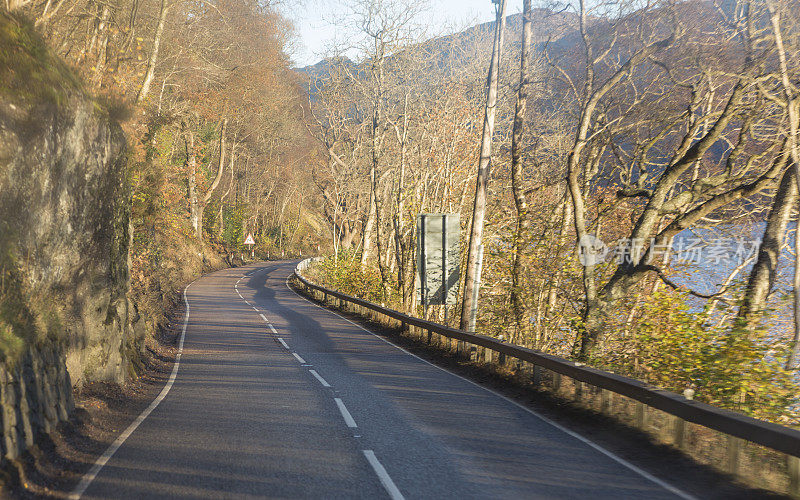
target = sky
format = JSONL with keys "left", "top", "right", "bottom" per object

{"left": 281, "top": 0, "right": 505, "bottom": 67}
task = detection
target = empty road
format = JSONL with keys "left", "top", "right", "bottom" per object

{"left": 76, "top": 261, "right": 689, "bottom": 499}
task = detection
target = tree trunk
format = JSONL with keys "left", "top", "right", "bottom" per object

{"left": 218, "top": 144, "right": 235, "bottom": 240}
{"left": 459, "top": 0, "right": 507, "bottom": 331}
{"left": 191, "top": 118, "right": 228, "bottom": 243}
{"left": 767, "top": 0, "right": 800, "bottom": 369}
{"left": 362, "top": 52, "right": 386, "bottom": 269}
{"left": 137, "top": 0, "right": 169, "bottom": 103}
{"left": 361, "top": 188, "right": 375, "bottom": 264}
{"left": 510, "top": 0, "right": 533, "bottom": 343}
{"left": 187, "top": 129, "right": 201, "bottom": 239}
{"left": 790, "top": 203, "right": 800, "bottom": 369}
{"left": 201, "top": 118, "right": 228, "bottom": 207}
{"left": 120, "top": 0, "right": 140, "bottom": 53}
{"left": 393, "top": 95, "right": 410, "bottom": 308}
{"left": 91, "top": 4, "right": 111, "bottom": 89}
{"left": 738, "top": 166, "right": 797, "bottom": 328}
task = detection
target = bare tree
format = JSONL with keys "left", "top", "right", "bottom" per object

{"left": 460, "top": 0, "right": 508, "bottom": 331}
{"left": 509, "top": 0, "right": 534, "bottom": 342}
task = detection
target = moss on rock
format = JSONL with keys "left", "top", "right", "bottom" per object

{"left": 0, "top": 12, "right": 82, "bottom": 106}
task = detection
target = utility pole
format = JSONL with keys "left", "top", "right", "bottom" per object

{"left": 459, "top": 0, "right": 507, "bottom": 331}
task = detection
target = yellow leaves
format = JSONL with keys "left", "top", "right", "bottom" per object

{"left": 625, "top": 290, "right": 800, "bottom": 423}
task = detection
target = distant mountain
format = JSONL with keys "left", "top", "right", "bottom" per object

{"left": 295, "top": 56, "right": 356, "bottom": 83}
{"left": 295, "top": 9, "right": 580, "bottom": 81}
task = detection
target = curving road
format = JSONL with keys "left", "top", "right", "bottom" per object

{"left": 77, "top": 261, "right": 690, "bottom": 499}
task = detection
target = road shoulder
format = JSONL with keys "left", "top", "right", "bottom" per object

{"left": 2, "top": 299, "right": 185, "bottom": 499}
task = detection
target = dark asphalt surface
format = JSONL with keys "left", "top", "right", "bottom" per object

{"left": 81, "top": 261, "right": 688, "bottom": 499}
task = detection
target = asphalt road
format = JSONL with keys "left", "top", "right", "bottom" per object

{"left": 78, "top": 261, "right": 690, "bottom": 499}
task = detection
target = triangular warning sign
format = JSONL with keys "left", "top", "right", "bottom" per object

{"left": 244, "top": 233, "right": 255, "bottom": 245}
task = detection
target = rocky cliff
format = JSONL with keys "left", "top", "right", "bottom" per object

{"left": 0, "top": 12, "right": 135, "bottom": 459}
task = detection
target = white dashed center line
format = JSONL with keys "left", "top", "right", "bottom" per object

{"left": 363, "top": 450, "right": 404, "bottom": 500}
{"left": 334, "top": 398, "right": 357, "bottom": 428}
{"left": 309, "top": 369, "right": 331, "bottom": 388}
{"left": 241, "top": 268, "right": 406, "bottom": 500}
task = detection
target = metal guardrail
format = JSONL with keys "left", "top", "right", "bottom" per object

{"left": 292, "top": 260, "right": 800, "bottom": 468}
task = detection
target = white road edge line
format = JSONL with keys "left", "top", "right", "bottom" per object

{"left": 278, "top": 338, "right": 289, "bottom": 349}
{"left": 259, "top": 314, "right": 268, "bottom": 322}
{"left": 268, "top": 324, "right": 277, "bottom": 334}
{"left": 309, "top": 369, "right": 331, "bottom": 387}
{"left": 363, "top": 450, "right": 404, "bottom": 500}
{"left": 334, "top": 398, "right": 357, "bottom": 428}
{"left": 292, "top": 352, "right": 307, "bottom": 364}
{"left": 285, "top": 276, "right": 694, "bottom": 500}
{"left": 70, "top": 282, "right": 195, "bottom": 499}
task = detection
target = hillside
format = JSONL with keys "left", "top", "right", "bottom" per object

{"left": 297, "top": 10, "right": 580, "bottom": 88}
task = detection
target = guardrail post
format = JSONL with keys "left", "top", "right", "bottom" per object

{"left": 601, "top": 389, "right": 611, "bottom": 414}
{"left": 533, "top": 365, "right": 542, "bottom": 386}
{"left": 552, "top": 372, "right": 561, "bottom": 393}
{"left": 635, "top": 402, "right": 646, "bottom": 430}
{"left": 574, "top": 381, "right": 583, "bottom": 402}
{"left": 726, "top": 435, "right": 741, "bottom": 476}
{"left": 673, "top": 416, "right": 686, "bottom": 449}
{"left": 788, "top": 455, "right": 800, "bottom": 498}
